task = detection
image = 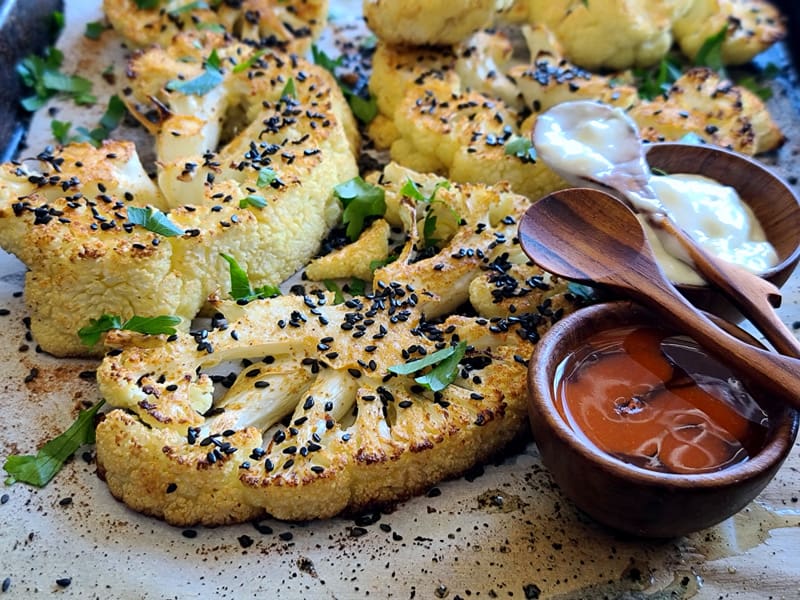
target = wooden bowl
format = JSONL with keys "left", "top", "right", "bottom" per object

{"left": 644, "top": 142, "right": 800, "bottom": 320}
{"left": 527, "top": 301, "right": 799, "bottom": 538}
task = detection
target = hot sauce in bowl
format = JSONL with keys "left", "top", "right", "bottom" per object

{"left": 527, "top": 302, "right": 799, "bottom": 537}
{"left": 554, "top": 326, "right": 769, "bottom": 475}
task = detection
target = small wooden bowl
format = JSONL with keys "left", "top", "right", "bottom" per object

{"left": 527, "top": 301, "right": 799, "bottom": 538}
{"left": 644, "top": 143, "right": 800, "bottom": 320}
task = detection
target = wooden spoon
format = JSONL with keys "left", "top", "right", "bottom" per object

{"left": 532, "top": 101, "right": 800, "bottom": 357}
{"left": 518, "top": 188, "right": 800, "bottom": 409}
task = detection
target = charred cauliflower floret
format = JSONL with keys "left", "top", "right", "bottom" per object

{"left": 628, "top": 67, "right": 784, "bottom": 154}
{"left": 672, "top": 0, "right": 785, "bottom": 65}
{"left": 95, "top": 165, "right": 581, "bottom": 525}
{"left": 363, "top": 0, "right": 495, "bottom": 46}
{"left": 523, "top": 0, "right": 694, "bottom": 70}
{"left": 123, "top": 32, "right": 359, "bottom": 210}
{"left": 95, "top": 293, "right": 565, "bottom": 525}
{"left": 103, "top": 0, "right": 328, "bottom": 54}
{"left": 380, "top": 76, "right": 566, "bottom": 200}
{"left": 0, "top": 38, "right": 359, "bottom": 357}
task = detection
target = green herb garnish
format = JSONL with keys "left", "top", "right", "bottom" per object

{"left": 347, "top": 278, "right": 366, "bottom": 296}
{"left": 84, "top": 21, "right": 108, "bottom": 40}
{"left": 78, "top": 314, "right": 181, "bottom": 347}
{"left": 17, "top": 47, "right": 96, "bottom": 111}
{"left": 4, "top": 400, "right": 105, "bottom": 487}
{"left": 369, "top": 255, "right": 397, "bottom": 271}
{"left": 232, "top": 49, "right": 266, "bottom": 74}
{"left": 239, "top": 195, "right": 267, "bottom": 209}
{"left": 311, "top": 45, "right": 377, "bottom": 124}
{"left": 220, "top": 254, "right": 281, "bottom": 301}
{"left": 504, "top": 136, "right": 537, "bottom": 162}
{"left": 166, "top": 49, "right": 223, "bottom": 96}
{"left": 388, "top": 341, "right": 467, "bottom": 392}
{"left": 256, "top": 167, "right": 277, "bottom": 188}
{"left": 50, "top": 95, "right": 126, "bottom": 147}
{"left": 135, "top": 0, "right": 160, "bottom": 8}
{"left": 334, "top": 177, "right": 386, "bottom": 241}
{"left": 694, "top": 26, "right": 728, "bottom": 75}
{"left": 126, "top": 206, "right": 184, "bottom": 237}
{"left": 169, "top": 1, "right": 209, "bottom": 15}
{"left": 281, "top": 77, "right": 297, "bottom": 98}
{"left": 324, "top": 280, "right": 345, "bottom": 305}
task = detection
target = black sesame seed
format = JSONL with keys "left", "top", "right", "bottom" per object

{"left": 56, "top": 578, "right": 72, "bottom": 588}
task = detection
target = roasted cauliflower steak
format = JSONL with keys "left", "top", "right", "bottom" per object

{"left": 0, "top": 37, "right": 358, "bottom": 357}
{"left": 104, "top": 0, "right": 329, "bottom": 54}
{"left": 95, "top": 165, "right": 581, "bottom": 525}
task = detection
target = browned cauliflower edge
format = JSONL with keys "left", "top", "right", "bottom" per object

{"left": 94, "top": 165, "right": 584, "bottom": 526}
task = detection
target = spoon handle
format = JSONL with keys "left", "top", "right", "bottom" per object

{"left": 620, "top": 264, "right": 800, "bottom": 409}
{"left": 654, "top": 214, "right": 800, "bottom": 359}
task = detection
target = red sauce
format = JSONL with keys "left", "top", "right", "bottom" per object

{"left": 555, "top": 326, "right": 769, "bottom": 474}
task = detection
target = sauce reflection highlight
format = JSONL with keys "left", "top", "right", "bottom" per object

{"left": 554, "top": 326, "right": 769, "bottom": 474}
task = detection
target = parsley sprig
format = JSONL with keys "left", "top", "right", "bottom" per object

{"left": 78, "top": 314, "right": 182, "bottom": 347}
{"left": 220, "top": 254, "right": 281, "bottom": 301}
{"left": 4, "top": 400, "right": 105, "bottom": 487}
{"left": 17, "top": 47, "right": 96, "bottom": 111}
{"left": 51, "top": 94, "right": 126, "bottom": 147}
{"left": 334, "top": 177, "right": 386, "bottom": 241}
{"left": 388, "top": 341, "right": 467, "bottom": 392}
{"left": 166, "top": 49, "right": 224, "bottom": 96}
{"left": 126, "top": 206, "right": 184, "bottom": 237}
{"left": 311, "top": 45, "right": 378, "bottom": 124}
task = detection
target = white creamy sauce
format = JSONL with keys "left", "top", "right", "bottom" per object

{"left": 533, "top": 102, "right": 637, "bottom": 178}
{"left": 532, "top": 101, "right": 779, "bottom": 284}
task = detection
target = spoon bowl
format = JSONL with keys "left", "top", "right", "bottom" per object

{"left": 519, "top": 188, "right": 800, "bottom": 409}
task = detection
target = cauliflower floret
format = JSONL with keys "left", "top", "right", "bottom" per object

{"left": 386, "top": 78, "right": 566, "bottom": 200}
{"left": 363, "top": 0, "right": 495, "bottom": 46}
{"left": 672, "top": 0, "right": 785, "bottom": 65}
{"left": 124, "top": 32, "right": 359, "bottom": 211}
{"left": 0, "top": 39, "right": 359, "bottom": 357}
{"left": 95, "top": 291, "right": 531, "bottom": 524}
{"left": 103, "top": 0, "right": 328, "bottom": 54}
{"left": 95, "top": 166, "right": 581, "bottom": 525}
{"left": 305, "top": 218, "right": 391, "bottom": 281}
{"left": 524, "top": 0, "right": 694, "bottom": 70}
{"left": 468, "top": 263, "right": 571, "bottom": 319}
{"left": 628, "top": 67, "right": 784, "bottom": 153}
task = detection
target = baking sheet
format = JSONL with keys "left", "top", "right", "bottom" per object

{"left": 1, "top": 2, "right": 800, "bottom": 598}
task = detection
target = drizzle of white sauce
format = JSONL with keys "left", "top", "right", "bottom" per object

{"left": 532, "top": 101, "right": 778, "bottom": 284}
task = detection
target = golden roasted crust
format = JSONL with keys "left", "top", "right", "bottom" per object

{"left": 103, "top": 0, "right": 329, "bottom": 54}
{"left": 95, "top": 164, "right": 581, "bottom": 525}
{"left": 0, "top": 38, "right": 359, "bottom": 357}
{"left": 363, "top": 0, "right": 495, "bottom": 46}
{"left": 673, "top": 0, "right": 786, "bottom": 65}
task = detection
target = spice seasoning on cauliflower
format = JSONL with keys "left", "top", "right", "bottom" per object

{"left": 0, "top": 36, "right": 359, "bottom": 357}
{"left": 94, "top": 164, "right": 583, "bottom": 525}
{"left": 103, "top": 0, "right": 329, "bottom": 54}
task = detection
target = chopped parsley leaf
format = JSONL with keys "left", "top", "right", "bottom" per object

{"left": 126, "top": 206, "right": 184, "bottom": 237}
{"left": 220, "top": 254, "right": 281, "bottom": 302}
{"left": 78, "top": 314, "right": 181, "bottom": 347}
{"left": 239, "top": 195, "right": 267, "bottom": 209}
{"left": 166, "top": 49, "right": 223, "bottom": 96}
{"left": 388, "top": 341, "right": 467, "bottom": 392}
{"left": 334, "top": 177, "right": 386, "bottom": 241}
{"left": 4, "top": 400, "right": 105, "bottom": 487}
{"left": 17, "top": 47, "right": 96, "bottom": 111}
